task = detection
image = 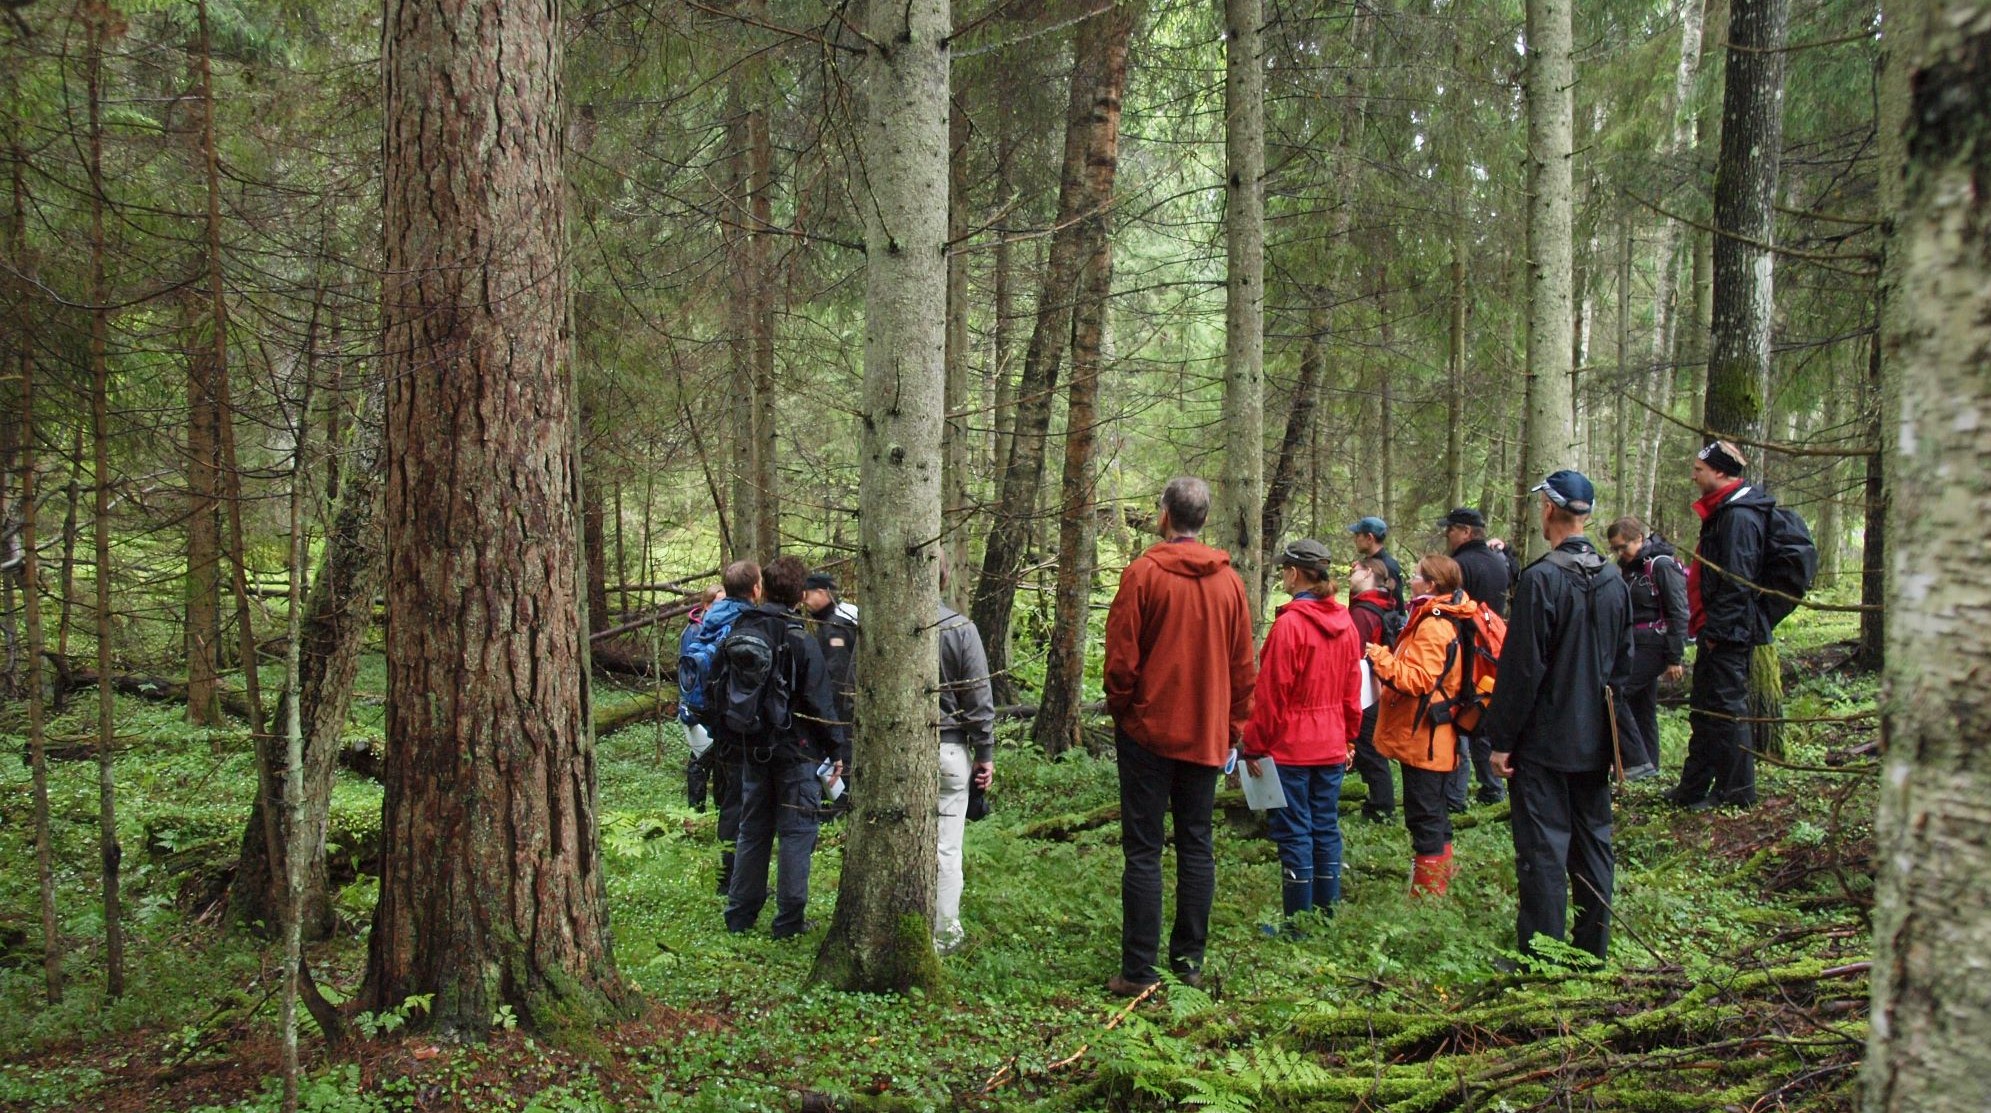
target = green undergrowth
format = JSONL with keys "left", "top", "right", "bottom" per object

{"left": 0, "top": 626, "right": 1876, "bottom": 1111}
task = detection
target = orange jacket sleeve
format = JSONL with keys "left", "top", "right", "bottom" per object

{"left": 1366, "top": 617, "right": 1453, "bottom": 698}
{"left": 1227, "top": 570, "right": 1257, "bottom": 745}
{"left": 1104, "top": 559, "right": 1145, "bottom": 722}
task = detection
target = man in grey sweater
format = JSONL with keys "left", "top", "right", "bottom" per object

{"left": 934, "top": 554, "right": 995, "bottom": 954}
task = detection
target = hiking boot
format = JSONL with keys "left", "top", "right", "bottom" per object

{"left": 1624, "top": 763, "right": 1659, "bottom": 782}
{"left": 770, "top": 919, "right": 818, "bottom": 941}
{"left": 1361, "top": 806, "right": 1396, "bottom": 825}
{"left": 1474, "top": 788, "right": 1507, "bottom": 807}
{"left": 1106, "top": 973, "right": 1158, "bottom": 997}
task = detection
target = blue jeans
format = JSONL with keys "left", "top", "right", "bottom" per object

{"left": 1264, "top": 763, "right": 1345, "bottom": 906}
{"left": 725, "top": 757, "right": 822, "bottom": 938}
{"left": 1116, "top": 729, "right": 1219, "bottom": 983}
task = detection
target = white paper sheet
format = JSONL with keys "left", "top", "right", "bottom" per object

{"left": 1239, "top": 754, "right": 1288, "bottom": 811}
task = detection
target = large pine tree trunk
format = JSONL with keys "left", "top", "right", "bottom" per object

{"left": 970, "top": 9, "right": 1130, "bottom": 704}
{"left": 811, "top": 0, "right": 949, "bottom": 995}
{"left": 1523, "top": 0, "right": 1576, "bottom": 557}
{"left": 1702, "top": 0, "right": 1787, "bottom": 439}
{"left": 1036, "top": 3, "right": 1135, "bottom": 759}
{"left": 233, "top": 387, "right": 383, "bottom": 940}
{"left": 362, "top": 0, "right": 624, "bottom": 1034}
{"left": 1865, "top": 1, "right": 1991, "bottom": 1101}
{"left": 1219, "top": 0, "right": 1265, "bottom": 618}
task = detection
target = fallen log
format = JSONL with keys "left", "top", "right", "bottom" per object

{"left": 994, "top": 700, "right": 1106, "bottom": 721}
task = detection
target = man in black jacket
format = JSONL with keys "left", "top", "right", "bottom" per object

{"left": 724, "top": 555, "right": 849, "bottom": 939}
{"left": 1483, "top": 470, "right": 1632, "bottom": 963}
{"left": 1671, "top": 440, "right": 1773, "bottom": 810}
{"left": 1605, "top": 517, "right": 1689, "bottom": 781}
{"left": 1442, "top": 507, "right": 1513, "bottom": 808}
{"left": 802, "top": 571, "right": 859, "bottom": 771}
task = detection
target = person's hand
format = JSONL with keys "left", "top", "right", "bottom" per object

{"left": 1700, "top": 636, "right": 1716, "bottom": 652}
{"left": 1364, "top": 643, "right": 1384, "bottom": 661}
{"left": 1489, "top": 751, "right": 1515, "bottom": 778}
{"left": 1664, "top": 664, "right": 1685, "bottom": 683}
{"left": 1243, "top": 756, "right": 1264, "bottom": 778}
{"left": 831, "top": 760, "right": 845, "bottom": 780}
{"left": 972, "top": 761, "right": 993, "bottom": 789}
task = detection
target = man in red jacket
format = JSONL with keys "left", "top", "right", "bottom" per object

{"left": 1104, "top": 477, "right": 1257, "bottom": 995}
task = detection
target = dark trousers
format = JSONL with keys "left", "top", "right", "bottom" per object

{"left": 1679, "top": 642, "right": 1757, "bottom": 805}
{"left": 1264, "top": 763, "right": 1345, "bottom": 906}
{"left": 687, "top": 752, "right": 711, "bottom": 811}
{"left": 1446, "top": 735, "right": 1505, "bottom": 807}
{"left": 1116, "top": 729, "right": 1219, "bottom": 983}
{"left": 1400, "top": 764, "right": 1454, "bottom": 856}
{"left": 725, "top": 757, "right": 822, "bottom": 938}
{"left": 1350, "top": 704, "right": 1394, "bottom": 816}
{"left": 1508, "top": 761, "right": 1614, "bottom": 960}
{"left": 713, "top": 753, "right": 743, "bottom": 845}
{"left": 1615, "top": 642, "right": 1670, "bottom": 770}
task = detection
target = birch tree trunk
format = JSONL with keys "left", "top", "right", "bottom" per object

{"left": 812, "top": 0, "right": 950, "bottom": 995}
{"left": 1220, "top": 0, "right": 1265, "bottom": 617}
{"left": 363, "top": 0, "right": 625, "bottom": 1034}
{"left": 1865, "top": 0, "right": 1991, "bottom": 1102}
{"left": 1523, "top": 0, "right": 1576, "bottom": 557}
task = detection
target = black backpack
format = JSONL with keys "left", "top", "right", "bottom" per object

{"left": 1757, "top": 504, "right": 1818, "bottom": 630}
{"left": 1352, "top": 598, "right": 1407, "bottom": 649}
{"left": 713, "top": 612, "right": 794, "bottom": 740}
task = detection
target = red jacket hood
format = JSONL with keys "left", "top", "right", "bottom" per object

{"left": 1276, "top": 595, "right": 1358, "bottom": 643}
{"left": 1140, "top": 539, "right": 1236, "bottom": 578}
{"left": 1350, "top": 589, "right": 1394, "bottom": 610}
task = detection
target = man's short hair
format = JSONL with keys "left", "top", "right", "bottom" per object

{"left": 1160, "top": 476, "right": 1211, "bottom": 535}
{"left": 1606, "top": 516, "right": 1647, "bottom": 543}
{"left": 761, "top": 555, "right": 809, "bottom": 607}
{"left": 721, "top": 560, "right": 761, "bottom": 599}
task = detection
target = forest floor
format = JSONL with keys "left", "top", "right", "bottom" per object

{"left": 0, "top": 609, "right": 1877, "bottom": 1112}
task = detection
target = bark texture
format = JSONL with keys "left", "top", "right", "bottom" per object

{"left": 1036, "top": 4, "right": 1135, "bottom": 758}
{"left": 1864, "top": 3, "right": 1991, "bottom": 1107}
{"left": 812, "top": 0, "right": 950, "bottom": 995}
{"left": 234, "top": 388, "right": 384, "bottom": 940}
{"left": 1523, "top": 0, "right": 1576, "bottom": 557}
{"left": 1220, "top": 0, "right": 1265, "bottom": 617}
{"left": 970, "top": 8, "right": 1129, "bottom": 704}
{"left": 363, "top": 0, "right": 624, "bottom": 1035}
{"left": 1703, "top": 0, "right": 1788, "bottom": 441}
{"left": 942, "top": 98, "right": 973, "bottom": 613}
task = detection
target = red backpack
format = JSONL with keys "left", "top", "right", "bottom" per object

{"left": 1419, "top": 602, "right": 1507, "bottom": 735}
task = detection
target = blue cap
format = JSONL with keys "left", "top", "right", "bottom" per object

{"left": 1346, "top": 516, "right": 1388, "bottom": 538}
{"left": 1531, "top": 470, "right": 1596, "bottom": 514}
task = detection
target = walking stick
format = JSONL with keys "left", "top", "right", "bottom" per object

{"left": 1605, "top": 687, "right": 1626, "bottom": 787}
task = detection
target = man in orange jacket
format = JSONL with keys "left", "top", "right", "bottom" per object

{"left": 1103, "top": 477, "right": 1257, "bottom": 995}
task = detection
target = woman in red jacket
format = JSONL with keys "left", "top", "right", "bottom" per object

{"left": 1241, "top": 539, "right": 1365, "bottom": 927}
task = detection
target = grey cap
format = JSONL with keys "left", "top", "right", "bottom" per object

{"left": 1277, "top": 538, "right": 1335, "bottom": 574}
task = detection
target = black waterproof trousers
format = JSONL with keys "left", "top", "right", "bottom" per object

{"left": 1679, "top": 642, "right": 1757, "bottom": 806}
{"left": 1350, "top": 704, "right": 1395, "bottom": 817}
{"left": 1116, "top": 729, "right": 1219, "bottom": 984}
{"left": 1509, "top": 761, "right": 1614, "bottom": 961}
{"left": 1400, "top": 765, "right": 1453, "bottom": 856}
{"left": 1614, "top": 642, "right": 1671, "bottom": 770}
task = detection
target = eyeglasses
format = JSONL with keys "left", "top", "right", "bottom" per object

{"left": 1607, "top": 542, "right": 1630, "bottom": 554}
{"left": 1410, "top": 570, "right": 1432, "bottom": 582}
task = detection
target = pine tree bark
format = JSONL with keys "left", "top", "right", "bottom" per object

{"left": 971, "top": 8, "right": 1130, "bottom": 704}
{"left": 747, "top": 99, "right": 779, "bottom": 559}
{"left": 1523, "top": 0, "right": 1576, "bottom": 557}
{"left": 182, "top": 6, "right": 230, "bottom": 726}
{"left": 1702, "top": 0, "right": 1788, "bottom": 440}
{"left": 812, "top": 0, "right": 950, "bottom": 995}
{"left": 942, "top": 99, "right": 973, "bottom": 613}
{"left": 1036, "top": 3, "right": 1135, "bottom": 759}
{"left": 1220, "top": 0, "right": 1265, "bottom": 618}
{"left": 363, "top": 0, "right": 625, "bottom": 1034}
{"left": 1865, "top": 2, "right": 1991, "bottom": 1102}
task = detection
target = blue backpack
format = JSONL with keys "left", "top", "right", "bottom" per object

{"left": 677, "top": 598, "right": 746, "bottom": 726}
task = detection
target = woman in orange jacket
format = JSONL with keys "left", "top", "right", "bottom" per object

{"left": 1364, "top": 554, "right": 1479, "bottom": 896}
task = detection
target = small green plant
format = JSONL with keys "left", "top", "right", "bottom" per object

{"left": 353, "top": 993, "right": 433, "bottom": 1039}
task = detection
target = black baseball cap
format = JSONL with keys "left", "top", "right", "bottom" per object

{"left": 803, "top": 573, "right": 838, "bottom": 592}
{"left": 1437, "top": 507, "right": 1486, "bottom": 529}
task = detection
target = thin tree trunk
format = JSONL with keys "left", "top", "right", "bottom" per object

{"left": 724, "top": 104, "right": 759, "bottom": 561}
{"left": 183, "top": 5, "right": 231, "bottom": 728}
{"left": 363, "top": 0, "right": 625, "bottom": 1033}
{"left": 990, "top": 117, "right": 1015, "bottom": 489}
{"left": 1220, "top": 0, "right": 1265, "bottom": 619}
{"left": 584, "top": 470, "right": 610, "bottom": 632}
{"left": 1376, "top": 270, "right": 1395, "bottom": 530}
{"left": 1262, "top": 311, "right": 1324, "bottom": 574}
{"left": 971, "top": 7, "right": 1129, "bottom": 704}
{"left": 1037, "top": 3, "right": 1135, "bottom": 758}
{"left": 1856, "top": 328, "right": 1883, "bottom": 670}
{"left": 1523, "top": 0, "right": 1576, "bottom": 557}
{"left": 1866, "top": 2, "right": 1991, "bottom": 1101}
{"left": 13, "top": 143, "right": 62, "bottom": 1004}
{"left": 56, "top": 427, "right": 82, "bottom": 661}
{"left": 748, "top": 99, "right": 779, "bottom": 559}
{"left": 277, "top": 242, "right": 312, "bottom": 1113}
{"left": 942, "top": 98, "right": 973, "bottom": 613}
{"left": 85, "top": 11, "right": 124, "bottom": 997}
{"left": 1614, "top": 219, "right": 1631, "bottom": 505}
{"left": 811, "top": 0, "right": 949, "bottom": 995}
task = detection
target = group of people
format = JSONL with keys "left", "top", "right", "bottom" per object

{"left": 1101, "top": 440, "right": 1784, "bottom": 991}
{"left": 670, "top": 437, "right": 1785, "bottom": 984}
{"left": 677, "top": 554, "right": 996, "bottom": 953}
